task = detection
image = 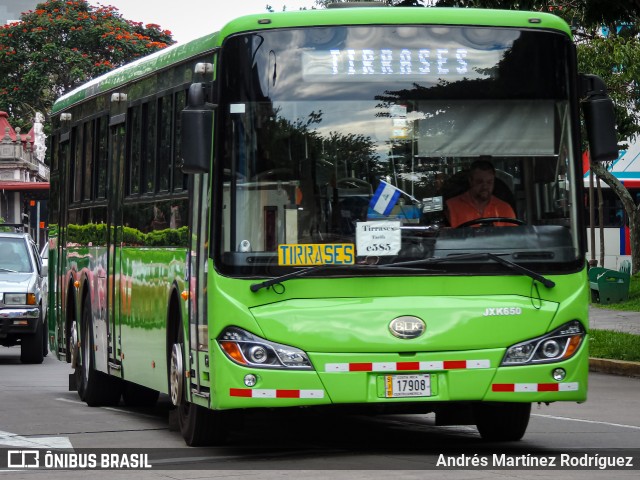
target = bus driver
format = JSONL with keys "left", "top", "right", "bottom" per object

{"left": 446, "top": 160, "right": 516, "bottom": 228}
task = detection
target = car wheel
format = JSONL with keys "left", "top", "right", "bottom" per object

{"left": 20, "top": 315, "right": 44, "bottom": 364}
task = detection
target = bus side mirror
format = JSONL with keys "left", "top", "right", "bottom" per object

{"left": 580, "top": 74, "right": 618, "bottom": 162}
{"left": 180, "top": 83, "right": 216, "bottom": 174}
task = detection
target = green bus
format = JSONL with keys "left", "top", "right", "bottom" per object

{"left": 48, "top": 5, "right": 617, "bottom": 446}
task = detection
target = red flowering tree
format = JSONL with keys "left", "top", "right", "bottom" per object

{"left": 0, "top": 0, "right": 174, "bottom": 128}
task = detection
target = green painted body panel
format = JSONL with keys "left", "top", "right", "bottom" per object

{"left": 117, "top": 247, "right": 187, "bottom": 392}
{"left": 250, "top": 295, "right": 557, "bottom": 353}
{"left": 208, "top": 267, "right": 589, "bottom": 409}
{"left": 63, "top": 245, "right": 187, "bottom": 393}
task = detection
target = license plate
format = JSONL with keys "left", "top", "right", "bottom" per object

{"left": 385, "top": 374, "right": 431, "bottom": 398}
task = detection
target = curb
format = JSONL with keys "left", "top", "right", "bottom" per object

{"left": 589, "top": 358, "right": 640, "bottom": 378}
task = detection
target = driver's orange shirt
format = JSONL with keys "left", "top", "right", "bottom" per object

{"left": 446, "top": 191, "right": 516, "bottom": 228}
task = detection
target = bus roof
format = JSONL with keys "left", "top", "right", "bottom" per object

{"left": 51, "top": 7, "right": 571, "bottom": 115}
{"left": 51, "top": 33, "right": 219, "bottom": 114}
{"left": 221, "top": 7, "right": 571, "bottom": 37}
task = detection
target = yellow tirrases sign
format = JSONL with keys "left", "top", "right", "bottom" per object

{"left": 278, "top": 244, "right": 355, "bottom": 266}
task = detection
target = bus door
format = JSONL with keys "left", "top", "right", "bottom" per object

{"left": 55, "top": 134, "right": 70, "bottom": 357}
{"left": 106, "top": 116, "right": 126, "bottom": 373}
{"left": 186, "top": 173, "right": 210, "bottom": 397}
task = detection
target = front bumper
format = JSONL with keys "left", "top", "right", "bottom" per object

{"left": 210, "top": 342, "right": 588, "bottom": 409}
{"left": 0, "top": 307, "right": 40, "bottom": 338}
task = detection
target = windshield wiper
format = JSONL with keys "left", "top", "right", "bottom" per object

{"left": 249, "top": 263, "right": 443, "bottom": 292}
{"left": 0, "top": 267, "right": 18, "bottom": 273}
{"left": 250, "top": 265, "right": 329, "bottom": 292}
{"left": 385, "top": 252, "right": 555, "bottom": 288}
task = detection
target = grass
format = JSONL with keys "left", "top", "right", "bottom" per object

{"left": 590, "top": 330, "right": 640, "bottom": 362}
{"left": 589, "top": 271, "right": 640, "bottom": 361}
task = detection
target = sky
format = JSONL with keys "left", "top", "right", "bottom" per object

{"left": 89, "top": 1, "right": 319, "bottom": 44}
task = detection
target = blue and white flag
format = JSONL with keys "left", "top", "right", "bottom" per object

{"left": 369, "top": 180, "right": 401, "bottom": 216}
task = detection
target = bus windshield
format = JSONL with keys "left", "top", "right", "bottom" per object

{"left": 216, "top": 25, "right": 580, "bottom": 277}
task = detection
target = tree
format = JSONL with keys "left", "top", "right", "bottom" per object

{"left": 0, "top": 0, "right": 175, "bottom": 130}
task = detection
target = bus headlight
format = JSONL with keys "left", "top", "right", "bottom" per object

{"left": 501, "top": 321, "right": 585, "bottom": 366}
{"left": 218, "top": 326, "right": 313, "bottom": 370}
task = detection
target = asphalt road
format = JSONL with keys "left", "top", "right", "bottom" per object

{"left": 0, "top": 347, "right": 638, "bottom": 479}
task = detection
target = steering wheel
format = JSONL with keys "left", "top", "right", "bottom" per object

{"left": 456, "top": 217, "right": 525, "bottom": 228}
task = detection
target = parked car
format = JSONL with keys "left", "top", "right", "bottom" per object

{"left": 0, "top": 230, "right": 48, "bottom": 363}
{"left": 40, "top": 244, "right": 48, "bottom": 314}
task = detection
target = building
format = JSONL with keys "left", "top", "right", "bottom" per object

{"left": 0, "top": 0, "right": 39, "bottom": 26}
{"left": 0, "top": 111, "right": 49, "bottom": 249}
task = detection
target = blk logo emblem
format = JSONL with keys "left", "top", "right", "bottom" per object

{"left": 389, "top": 316, "right": 426, "bottom": 339}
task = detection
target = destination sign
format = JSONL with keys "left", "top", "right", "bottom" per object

{"left": 278, "top": 243, "right": 355, "bottom": 266}
{"left": 302, "top": 48, "right": 469, "bottom": 82}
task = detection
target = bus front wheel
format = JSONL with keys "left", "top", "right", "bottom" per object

{"left": 474, "top": 402, "right": 531, "bottom": 441}
{"left": 170, "top": 336, "right": 232, "bottom": 446}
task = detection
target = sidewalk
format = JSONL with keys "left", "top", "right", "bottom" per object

{"left": 589, "top": 305, "right": 640, "bottom": 335}
{"left": 588, "top": 305, "right": 640, "bottom": 377}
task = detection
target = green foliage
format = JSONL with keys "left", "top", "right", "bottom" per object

{"left": 0, "top": 217, "right": 12, "bottom": 232}
{"left": 0, "top": 0, "right": 175, "bottom": 128}
{"left": 590, "top": 330, "right": 640, "bottom": 362}
{"left": 577, "top": 35, "right": 640, "bottom": 142}
{"left": 66, "top": 223, "right": 188, "bottom": 247}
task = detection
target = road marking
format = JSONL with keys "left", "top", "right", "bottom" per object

{"left": 0, "top": 429, "right": 73, "bottom": 449}
{"left": 533, "top": 413, "right": 640, "bottom": 430}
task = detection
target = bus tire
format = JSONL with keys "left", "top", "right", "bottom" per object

{"left": 75, "top": 299, "right": 123, "bottom": 407}
{"left": 474, "top": 402, "right": 531, "bottom": 441}
{"left": 178, "top": 402, "right": 222, "bottom": 446}
{"left": 122, "top": 381, "right": 160, "bottom": 407}
{"left": 20, "top": 313, "right": 44, "bottom": 364}
{"left": 170, "top": 327, "right": 230, "bottom": 446}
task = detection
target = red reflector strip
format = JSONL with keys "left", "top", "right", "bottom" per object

{"left": 443, "top": 360, "right": 467, "bottom": 370}
{"left": 397, "top": 362, "right": 420, "bottom": 371}
{"left": 276, "top": 390, "right": 299, "bottom": 398}
{"left": 492, "top": 383, "right": 515, "bottom": 392}
{"left": 325, "top": 359, "right": 490, "bottom": 373}
{"left": 229, "top": 388, "right": 252, "bottom": 397}
{"left": 492, "top": 382, "right": 579, "bottom": 392}
{"left": 538, "top": 383, "right": 560, "bottom": 392}
{"left": 229, "top": 389, "right": 325, "bottom": 399}
{"left": 350, "top": 363, "right": 373, "bottom": 372}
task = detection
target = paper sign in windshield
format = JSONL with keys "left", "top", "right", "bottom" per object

{"left": 278, "top": 244, "right": 355, "bottom": 266}
{"left": 356, "top": 221, "right": 401, "bottom": 256}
